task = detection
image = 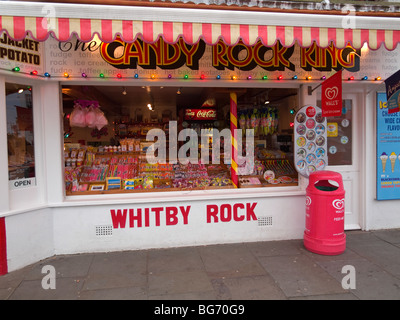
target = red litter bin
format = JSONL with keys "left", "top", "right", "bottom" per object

{"left": 304, "top": 170, "right": 346, "bottom": 255}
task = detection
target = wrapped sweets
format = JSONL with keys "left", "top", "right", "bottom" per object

{"left": 80, "top": 165, "right": 108, "bottom": 182}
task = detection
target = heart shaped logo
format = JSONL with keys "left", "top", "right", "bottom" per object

{"left": 332, "top": 198, "right": 345, "bottom": 210}
{"left": 325, "top": 86, "right": 338, "bottom": 100}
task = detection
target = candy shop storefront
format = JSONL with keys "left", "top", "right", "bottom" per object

{"left": 1, "top": 1, "right": 400, "bottom": 274}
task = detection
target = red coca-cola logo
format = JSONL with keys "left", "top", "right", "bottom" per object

{"left": 197, "top": 110, "right": 216, "bottom": 118}
{"left": 185, "top": 109, "right": 217, "bottom": 120}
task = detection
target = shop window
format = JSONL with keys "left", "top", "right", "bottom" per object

{"left": 62, "top": 86, "right": 299, "bottom": 195}
{"left": 6, "top": 83, "right": 36, "bottom": 188}
{"left": 317, "top": 99, "right": 352, "bottom": 166}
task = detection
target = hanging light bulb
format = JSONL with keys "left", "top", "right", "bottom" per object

{"left": 292, "top": 75, "right": 298, "bottom": 80}
{"left": 81, "top": 72, "right": 87, "bottom": 78}
{"left": 63, "top": 72, "right": 70, "bottom": 78}
{"left": 216, "top": 75, "right": 221, "bottom": 80}
{"left": 12, "top": 67, "right": 20, "bottom": 72}
{"left": 30, "top": 70, "right": 38, "bottom": 76}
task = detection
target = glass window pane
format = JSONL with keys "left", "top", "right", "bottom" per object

{"left": 6, "top": 83, "right": 36, "bottom": 185}
{"left": 317, "top": 99, "right": 352, "bottom": 166}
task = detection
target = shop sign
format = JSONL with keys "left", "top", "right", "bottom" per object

{"left": 184, "top": 108, "right": 217, "bottom": 120}
{"left": 98, "top": 37, "right": 358, "bottom": 72}
{"left": 0, "top": 31, "right": 43, "bottom": 73}
{"left": 9, "top": 177, "right": 36, "bottom": 190}
{"left": 321, "top": 70, "right": 343, "bottom": 117}
{"left": 46, "top": 35, "right": 400, "bottom": 81}
{"left": 376, "top": 92, "right": 400, "bottom": 200}
{"left": 385, "top": 69, "right": 400, "bottom": 114}
{"left": 110, "top": 202, "right": 257, "bottom": 228}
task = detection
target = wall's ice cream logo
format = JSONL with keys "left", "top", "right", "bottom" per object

{"left": 380, "top": 152, "right": 388, "bottom": 173}
{"left": 332, "top": 198, "right": 345, "bottom": 211}
{"left": 390, "top": 152, "right": 397, "bottom": 172}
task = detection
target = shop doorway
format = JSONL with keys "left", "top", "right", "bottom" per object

{"left": 319, "top": 93, "right": 362, "bottom": 230}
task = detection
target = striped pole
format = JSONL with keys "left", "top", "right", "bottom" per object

{"left": 230, "top": 92, "right": 239, "bottom": 188}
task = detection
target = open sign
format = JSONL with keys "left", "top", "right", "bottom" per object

{"left": 9, "top": 178, "right": 36, "bottom": 190}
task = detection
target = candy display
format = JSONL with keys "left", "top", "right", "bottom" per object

{"left": 64, "top": 145, "right": 234, "bottom": 194}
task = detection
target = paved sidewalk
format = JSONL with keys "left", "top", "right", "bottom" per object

{"left": 0, "top": 229, "right": 400, "bottom": 300}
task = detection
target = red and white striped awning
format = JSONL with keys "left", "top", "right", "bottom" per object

{"left": 1, "top": 0, "right": 399, "bottom": 51}
{"left": 1, "top": 15, "right": 399, "bottom": 50}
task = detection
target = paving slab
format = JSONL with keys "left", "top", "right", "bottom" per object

{"left": 1, "top": 229, "right": 400, "bottom": 300}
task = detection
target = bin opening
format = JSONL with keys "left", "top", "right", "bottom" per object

{"left": 314, "top": 180, "right": 339, "bottom": 191}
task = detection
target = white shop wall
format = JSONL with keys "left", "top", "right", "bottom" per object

{"left": 52, "top": 196, "right": 306, "bottom": 256}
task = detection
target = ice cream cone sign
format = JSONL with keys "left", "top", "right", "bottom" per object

{"left": 390, "top": 152, "right": 397, "bottom": 172}
{"left": 380, "top": 152, "right": 388, "bottom": 173}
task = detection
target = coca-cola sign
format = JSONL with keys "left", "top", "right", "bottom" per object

{"left": 184, "top": 109, "right": 217, "bottom": 120}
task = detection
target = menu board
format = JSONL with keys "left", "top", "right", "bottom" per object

{"left": 294, "top": 105, "right": 328, "bottom": 178}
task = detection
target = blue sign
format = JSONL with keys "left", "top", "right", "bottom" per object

{"left": 376, "top": 92, "right": 400, "bottom": 200}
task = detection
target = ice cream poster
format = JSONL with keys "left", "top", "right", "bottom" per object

{"left": 377, "top": 92, "right": 400, "bottom": 200}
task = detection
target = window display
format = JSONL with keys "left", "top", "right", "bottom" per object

{"left": 62, "top": 86, "right": 299, "bottom": 195}
{"left": 6, "top": 83, "right": 35, "bottom": 187}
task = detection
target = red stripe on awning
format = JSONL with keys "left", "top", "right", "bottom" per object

{"left": 257, "top": 25, "right": 268, "bottom": 46}
{"left": 276, "top": 26, "right": 286, "bottom": 46}
{"left": 221, "top": 24, "right": 231, "bottom": 44}
{"left": 36, "top": 17, "right": 49, "bottom": 40}
{"left": 101, "top": 20, "right": 113, "bottom": 42}
{"left": 122, "top": 20, "right": 134, "bottom": 42}
{"left": 58, "top": 18, "right": 70, "bottom": 41}
{"left": 182, "top": 22, "right": 193, "bottom": 44}
{"left": 202, "top": 23, "right": 212, "bottom": 44}
{"left": 240, "top": 24, "right": 250, "bottom": 45}
{"left": 143, "top": 21, "right": 154, "bottom": 43}
{"left": 163, "top": 21, "right": 174, "bottom": 43}
{"left": 293, "top": 26, "right": 303, "bottom": 45}
{"left": 80, "top": 19, "right": 92, "bottom": 42}
{"left": 13, "top": 16, "right": 26, "bottom": 39}
{"left": 0, "top": 16, "right": 398, "bottom": 50}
